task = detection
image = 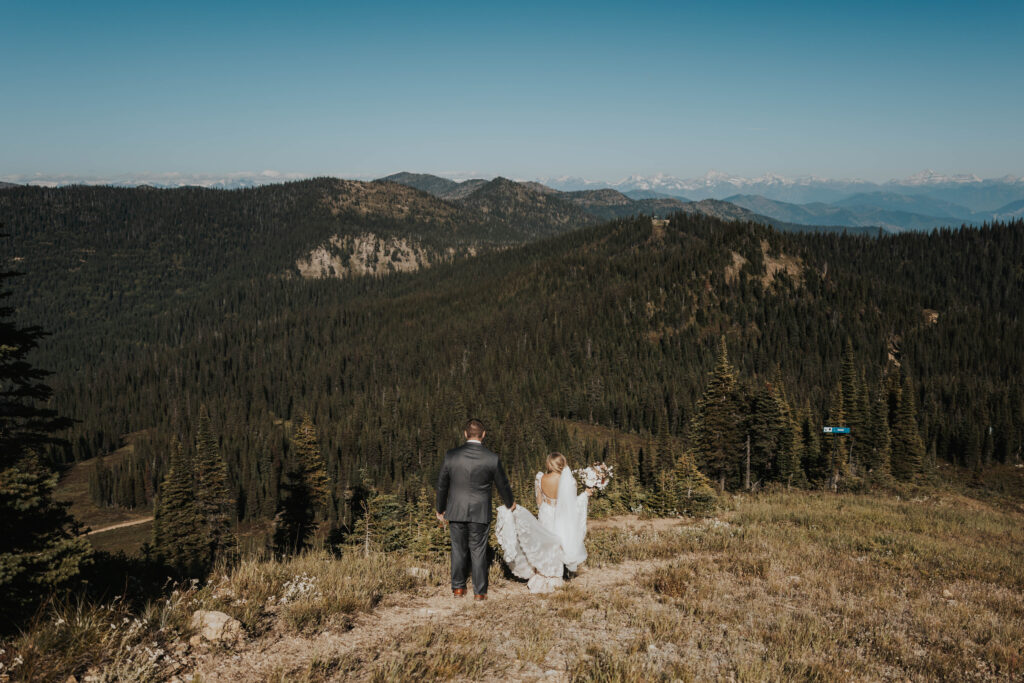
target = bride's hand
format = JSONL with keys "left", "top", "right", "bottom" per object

{"left": 585, "top": 488, "right": 595, "bottom": 496}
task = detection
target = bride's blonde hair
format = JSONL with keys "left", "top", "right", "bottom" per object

{"left": 546, "top": 452, "right": 567, "bottom": 473}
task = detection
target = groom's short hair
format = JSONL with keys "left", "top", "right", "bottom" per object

{"left": 464, "top": 418, "right": 485, "bottom": 439}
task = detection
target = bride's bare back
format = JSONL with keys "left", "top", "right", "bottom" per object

{"left": 540, "top": 472, "right": 560, "bottom": 500}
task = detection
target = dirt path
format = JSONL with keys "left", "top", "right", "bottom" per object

{"left": 189, "top": 555, "right": 661, "bottom": 681}
{"left": 188, "top": 516, "right": 693, "bottom": 681}
{"left": 86, "top": 516, "right": 153, "bottom": 535}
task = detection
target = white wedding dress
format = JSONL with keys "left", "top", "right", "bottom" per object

{"left": 495, "top": 469, "right": 590, "bottom": 593}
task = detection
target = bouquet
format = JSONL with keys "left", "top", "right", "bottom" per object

{"left": 576, "top": 462, "right": 614, "bottom": 492}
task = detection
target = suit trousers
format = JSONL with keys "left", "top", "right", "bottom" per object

{"left": 449, "top": 520, "right": 490, "bottom": 595}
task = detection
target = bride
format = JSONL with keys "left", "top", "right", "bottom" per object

{"left": 495, "top": 453, "right": 592, "bottom": 593}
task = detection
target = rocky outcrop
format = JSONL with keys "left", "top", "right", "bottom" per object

{"left": 297, "top": 233, "right": 437, "bottom": 279}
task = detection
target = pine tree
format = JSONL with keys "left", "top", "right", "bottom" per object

{"left": 799, "top": 405, "right": 827, "bottom": 484}
{"left": 194, "top": 405, "right": 237, "bottom": 562}
{"left": 745, "top": 382, "right": 786, "bottom": 486}
{"left": 153, "top": 438, "right": 207, "bottom": 574}
{"left": 348, "top": 487, "right": 408, "bottom": 553}
{"left": 636, "top": 445, "right": 656, "bottom": 488}
{"left": 823, "top": 383, "right": 849, "bottom": 490}
{"left": 891, "top": 375, "right": 925, "bottom": 481}
{"left": 864, "top": 387, "right": 892, "bottom": 481}
{"left": 410, "top": 486, "right": 447, "bottom": 558}
{"left": 650, "top": 469, "right": 673, "bottom": 516}
{"left": 671, "top": 450, "right": 717, "bottom": 516}
{"left": 839, "top": 339, "right": 867, "bottom": 437}
{"left": 0, "top": 267, "right": 91, "bottom": 629}
{"left": 292, "top": 414, "right": 330, "bottom": 515}
{"left": 690, "top": 337, "right": 744, "bottom": 491}
{"left": 273, "top": 415, "right": 331, "bottom": 553}
{"left": 774, "top": 382, "right": 807, "bottom": 488}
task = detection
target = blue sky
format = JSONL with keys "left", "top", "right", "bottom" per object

{"left": 2, "top": 0, "right": 1021, "bottom": 182}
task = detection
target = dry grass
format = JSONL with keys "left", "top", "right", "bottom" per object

{"left": 0, "top": 550, "right": 441, "bottom": 682}
{"left": 1, "top": 587, "right": 198, "bottom": 682}
{"left": 6, "top": 491, "right": 1022, "bottom": 681}
{"left": 199, "top": 550, "right": 441, "bottom": 634}
{"left": 369, "top": 623, "right": 498, "bottom": 681}
{"left": 573, "top": 491, "right": 1024, "bottom": 681}
{"left": 378, "top": 490, "right": 1020, "bottom": 681}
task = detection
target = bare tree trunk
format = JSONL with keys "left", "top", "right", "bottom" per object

{"left": 830, "top": 438, "right": 840, "bottom": 492}
{"left": 745, "top": 433, "right": 751, "bottom": 491}
{"left": 362, "top": 499, "right": 372, "bottom": 556}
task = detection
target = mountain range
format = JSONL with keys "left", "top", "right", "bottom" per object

{"left": 537, "top": 170, "right": 1024, "bottom": 211}
{"left": 376, "top": 173, "right": 875, "bottom": 234}
{"left": 6, "top": 169, "right": 1022, "bottom": 210}
{"left": 379, "top": 172, "right": 1024, "bottom": 233}
{"left": 6, "top": 168, "right": 1023, "bottom": 233}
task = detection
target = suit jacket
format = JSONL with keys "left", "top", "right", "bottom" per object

{"left": 436, "top": 441, "right": 515, "bottom": 524}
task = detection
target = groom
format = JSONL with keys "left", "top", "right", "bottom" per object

{"left": 435, "top": 418, "right": 516, "bottom": 600}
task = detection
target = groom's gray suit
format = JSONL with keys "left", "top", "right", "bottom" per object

{"left": 436, "top": 440, "right": 515, "bottom": 596}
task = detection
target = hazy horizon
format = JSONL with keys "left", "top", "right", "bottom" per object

{"left": 4, "top": 167, "right": 1023, "bottom": 189}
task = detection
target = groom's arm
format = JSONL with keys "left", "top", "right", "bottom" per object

{"left": 435, "top": 456, "right": 450, "bottom": 518}
{"left": 494, "top": 458, "right": 515, "bottom": 510}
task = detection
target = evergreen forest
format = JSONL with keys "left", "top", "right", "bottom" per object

{"left": 1, "top": 182, "right": 1022, "bottom": 595}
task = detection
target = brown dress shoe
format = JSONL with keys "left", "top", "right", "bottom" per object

{"left": 452, "top": 588, "right": 466, "bottom": 597}
{"left": 474, "top": 594, "right": 487, "bottom": 601}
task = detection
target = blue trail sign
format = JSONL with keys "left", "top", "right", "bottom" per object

{"left": 823, "top": 426, "right": 851, "bottom": 434}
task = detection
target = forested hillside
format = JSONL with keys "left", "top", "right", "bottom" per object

{"left": 0, "top": 179, "right": 598, "bottom": 354}
{"left": 4, "top": 186, "right": 1022, "bottom": 537}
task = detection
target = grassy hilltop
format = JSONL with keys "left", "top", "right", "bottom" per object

{"left": 6, "top": 487, "right": 1022, "bottom": 682}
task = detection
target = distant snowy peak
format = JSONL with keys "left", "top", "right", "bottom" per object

{"left": 900, "top": 170, "right": 984, "bottom": 186}
{"left": 545, "top": 171, "right": 873, "bottom": 195}
{"left": 539, "top": 170, "right": 1022, "bottom": 194}
{"left": 536, "top": 170, "right": 1024, "bottom": 210}
{"left": 0, "top": 171, "right": 318, "bottom": 189}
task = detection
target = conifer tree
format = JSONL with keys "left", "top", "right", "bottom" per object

{"left": 823, "top": 383, "right": 849, "bottom": 490}
{"left": 194, "top": 405, "right": 237, "bottom": 562}
{"left": 650, "top": 469, "right": 673, "bottom": 516}
{"left": 153, "top": 438, "right": 207, "bottom": 573}
{"left": 0, "top": 267, "right": 91, "bottom": 629}
{"left": 348, "top": 486, "right": 407, "bottom": 553}
{"left": 745, "top": 382, "right": 786, "bottom": 486}
{"left": 273, "top": 415, "right": 331, "bottom": 553}
{"left": 839, "top": 339, "right": 867, "bottom": 436}
{"left": 292, "top": 414, "right": 330, "bottom": 515}
{"left": 690, "top": 337, "right": 744, "bottom": 491}
{"left": 774, "top": 382, "right": 807, "bottom": 488}
{"left": 636, "top": 445, "right": 656, "bottom": 488}
{"left": 891, "top": 375, "right": 926, "bottom": 481}
{"left": 411, "top": 486, "right": 447, "bottom": 558}
{"left": 799, "top": 405, "right": 828, "bottom": 484}
{"left": 671, "top": 450, "right": 717, "bottom": 516}
{"left": 864, "top": 387, "right": 892, "bottom": 481}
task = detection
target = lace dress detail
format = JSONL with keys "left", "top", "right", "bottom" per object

{"left": 495, "top": 470, "right": 590, "bottom": 594}
{"left": 536, "top": 472, "right": 557, "bottom": 508}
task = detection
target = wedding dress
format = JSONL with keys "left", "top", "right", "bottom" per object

{"left": 495, "top": 468, "right": 589, "bottom": 593}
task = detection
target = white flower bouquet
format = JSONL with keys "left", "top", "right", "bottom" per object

{"left": 576, "top": 462, "right": 614, "bottom": 492}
